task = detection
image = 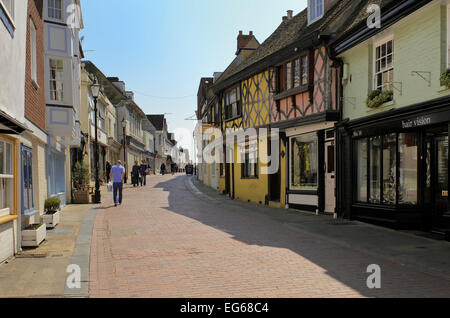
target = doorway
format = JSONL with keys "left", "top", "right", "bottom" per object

{"left": 324, "top": 139, "right": 336, "bottom": 214}
{"left": 424, "top": 129, "right": 449, "bottom": 230}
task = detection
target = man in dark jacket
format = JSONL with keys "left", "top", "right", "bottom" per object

{"left": 131, "top": 161, "right": 140, "bottom": 187}
{"left": 139, "top": 160, "right": 148, "bottom": 186}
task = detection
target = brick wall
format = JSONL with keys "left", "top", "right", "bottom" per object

{"left": 24, "top": 0, "right": 45, "bottom": 131}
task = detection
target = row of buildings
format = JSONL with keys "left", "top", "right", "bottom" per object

{"left": 0, "top": 0, "right": 188, "bottom": 263}
{"left": 195, "top": 0, "right": 450, "bottom": 239}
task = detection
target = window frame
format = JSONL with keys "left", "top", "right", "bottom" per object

{"left": 373, "top": 36, "right": 394, "bottom": 91}
{"left": 224, "top": 85, "right": 242, "bottom": 121}
{"left": 49, "top": 58, "right": 64, "bottom": 102}
{"left": 241, "top": 135, "right": 259, "bottom": 179}
{"left": 276, "top": 54, "right": 309, "bottom": 94}
{"left": 47, "top": 0, "right": 63, "bottom": 22}
{"left": 289, "top": 132, "right": 319, "bottom": 191}
{"left": 308, "top": 0, "right": 324, "bottom": 25}
{"left": 0, "top": 139, "right": 14, "bottom": 215}
{"left": 30, "top": 18, "right": 37, "bottom": 83}
{"left": 0, "top": 0, "right": 15, "bottom": 35}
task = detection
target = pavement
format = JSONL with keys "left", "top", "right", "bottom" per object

{"left": 88, "top": 174, "right": 450, "bottom": 298}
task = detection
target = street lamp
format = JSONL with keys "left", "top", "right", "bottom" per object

{"left": 122, "top": 118, "right": 128, "bottom": 183}
{"left": 91, "top": 80, "right": 102, "bottom": 204}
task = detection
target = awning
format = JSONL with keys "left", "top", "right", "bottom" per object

{"left": 0, "top": 109, "right": 28, "bottom": 134}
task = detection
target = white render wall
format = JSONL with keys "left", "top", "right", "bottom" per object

{"left": 0, "top": 0, "right": 28, "bottom": 122}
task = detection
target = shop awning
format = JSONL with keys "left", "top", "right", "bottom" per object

{"left": 0, "top": 110, "right": 28, "bottom": 134}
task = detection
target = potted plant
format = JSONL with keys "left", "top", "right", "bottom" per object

{"left": 22, "top": 223, "right": 46, "bottom": 247}
{"left": 42, "top": 197, "right": 61, "bottom": 229}
{"left": 440, "top": 68, "right": 450, "bottom": 88}
{"left": 72, "top": 162, "right": 90, "bottom": 204}
{"left": 366, "top": 89, "right": 394, "bottom": 108}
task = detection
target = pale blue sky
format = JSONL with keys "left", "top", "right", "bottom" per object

{"left": 80, "top": 0, "right": 308, "bottom": 153}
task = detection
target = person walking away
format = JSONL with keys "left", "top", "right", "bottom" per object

{"left": 131, "top": 161, "right": 140, "bottom": 187}
{"left": 105, "top": 161, "right": 112, "bottom": 183}
{"left": 160, "top": 163, "right": 166, "bottom": 175}
{"left": 110, "top": 160, "right": 125, "bottom": 207}
{"left": 140, "top": 160, "right": 148, "bottom": 186}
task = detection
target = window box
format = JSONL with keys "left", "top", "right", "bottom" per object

{"left": 366, "top": 90, "right": 394, "bottom": 109}
{"left": 42, "top": 211, "right": 61, "bottom": 229}
{"left": 22, "top": 223, "right": 46, "bottom": 247}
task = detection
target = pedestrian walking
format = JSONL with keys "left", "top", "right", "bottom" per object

{"left": 160, "top": 163, "right": 166, "bottom": 175}
{"left": 105, "top": 161, "right": 112, "bottom": 183}
{"left": 131, "top": 161, "right": 140, "bottom": 187}
{"left": 139, "top": 160, "right": 148, "bottom": 186}
{"left": 110, "top": 160, "right": 125, "bottom": 207}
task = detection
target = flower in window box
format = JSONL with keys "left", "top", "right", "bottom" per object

{"left": 366, "top": 90, "right": 394, "bottom": 108}
{"left": 440, "top": 68, "right": 450, "bottom": 88}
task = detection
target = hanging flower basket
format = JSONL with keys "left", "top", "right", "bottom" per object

{"left": 366, "top": 89, "right": 394, "bottom": 108}
{"left": 440, "top": 68, "right": 450, "bottom": 88}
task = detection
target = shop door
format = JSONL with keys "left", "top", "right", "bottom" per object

{"left": 324, "top": 141, "right": 336, "bottom": 213}
{"left": 424, "top": 133, "right": 449, "bottom": 229}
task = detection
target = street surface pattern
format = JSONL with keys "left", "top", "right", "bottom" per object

{"left": 89, "top": 175, "right": 450, "bottom": 298}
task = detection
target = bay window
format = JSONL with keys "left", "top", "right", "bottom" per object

{"left": 291, "top": 133, "right": 318, "bottom": 190}
{"left": 0, "top": 140, "right": 13, "bottom": 215}
{"left": 48, "top": 0, "right": 63, "bottom": 21}
{"left": 277, "top": 55, "right": 309, "bottom": 93}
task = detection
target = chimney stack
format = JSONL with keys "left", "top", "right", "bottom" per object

{"left": 282, "top": 16, "right": 288, "bottom": 22}
{"left": 287, "top": 10, "right": 293, "bottom": 19}
{"left": 236, "top": 30, "right": 256, "bottom": 56}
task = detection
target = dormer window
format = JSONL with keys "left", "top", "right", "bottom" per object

{"left": 308, "top": 0, "right": 324, "bottom": 25}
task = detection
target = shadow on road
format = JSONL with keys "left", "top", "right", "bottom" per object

{"left": 152, "top": 175, "right": 450, "bottom": 298}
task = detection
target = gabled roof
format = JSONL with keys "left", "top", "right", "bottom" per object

{"left": 212, "top": 0, "right": 359, "bottom": 92}
{"left": 147, "top": 115, "right": 165, "bottom": 131}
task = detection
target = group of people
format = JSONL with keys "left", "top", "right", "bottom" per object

{"left": 131, "top": 160, "right": 150, "bottom": 187}
{"left": 160, "top": 163, "right": 178, "bottom": 176}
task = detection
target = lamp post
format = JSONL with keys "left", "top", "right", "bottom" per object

{"left": 91, "top": 80, "right": 102, "bottom": 204}
{"left": 122, "top": 118, "right": 128, "bottom": 183}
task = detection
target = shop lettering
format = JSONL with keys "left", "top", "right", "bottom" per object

{"left": 402, "top": 116, "right": 432, "bottom": 129}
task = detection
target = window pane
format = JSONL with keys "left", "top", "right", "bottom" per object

{"left": 369, "top": 136, "right": 381, "bottom": 203}
{"left": 0, "top": 142, "right": 3, "bottom": 174}
{"left": 301, "top": 56, "right": 308, "bottom": 85}
{"left": 399, "top": 133, "right": 418, "bottom": 204}
{"left": 383, "top": 134, "right": 397, "bottom": 205}
{"left": 5, "top": 143, "right": 11, "bottom": 175}
{"left": 356, "top": 139, "right": 368, "bottom": 202}
{"left": 291, "top": 133, "right": 318, "bottom": 190}
{"left": 286, "top": 62, "right": 292, "bottom": 90}
{"left": 293, "top": 59, "right": 300, "bottom": 87}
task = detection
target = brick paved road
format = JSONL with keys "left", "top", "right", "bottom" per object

{"left": 89, "top": 175, "right": 450, "bottom": 298}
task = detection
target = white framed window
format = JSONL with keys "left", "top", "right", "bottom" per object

{"left": 30, "top": 19, "right": 37, "bottom": 82}
{"left": 308, "top": 0, "right": 324, "bottom": 25}
{"left": 48, "top": 0, "right": 63, "bottom": 21}
{"left": 0, "top": 139, "right": 14, "bottom": 213}
{"left": 49, "top": 58, "right": 64, "bottom": 101}
{"left": 0, "top": 0, "right": 14, "bottom": 21}
{"left": 374, "top": 38, "right": 394, "bottom": 91}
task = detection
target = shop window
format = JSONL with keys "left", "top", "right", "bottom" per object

{"left": 382, "top": 133, "right": 397, "bottom": 205}
{"left": 355, "top": 139, "right": 368, "bottom": 202}
{"left": 291, "top": 133, "right": 318, "bottom": 190}
{"left": 0, "top": 140, "right": 14, "bottom": 214}
{"left": 369, "top": 136, "right": 382, "bottom": 203}
{"left": 399, "top": 133, "right": 418, "bottom": 204}
{"left": 241, "top": 137, "right": 258, "bottom": 179}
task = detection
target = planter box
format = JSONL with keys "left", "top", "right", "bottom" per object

{"left": 41, "top": 211, "right": 61, "bottom": 229}
{"left": 22, "top": 224, "right": 46, "bottom": 247}
{"left": 73, "top": 190, "right": 90, "bottom": 204}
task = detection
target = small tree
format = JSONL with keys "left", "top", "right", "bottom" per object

{"left": 72, "top": 162, "right": 90, "bottom": 191}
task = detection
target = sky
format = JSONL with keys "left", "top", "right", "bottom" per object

{"left": 80, "top": 0, "right": 308, "bottom": 156}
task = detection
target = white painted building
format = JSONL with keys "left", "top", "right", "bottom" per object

{"left": 0, "top": 0, "right": 28, "bottom": 262}
{"left": 43, "top": 0, "right": 83, "bottom": 205}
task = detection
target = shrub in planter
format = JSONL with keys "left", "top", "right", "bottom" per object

{"left": 440, "top": 68, "right": 450, "bottom": 88}
{"left": 22, "top": 223, "right": 46, "bottom": 247}
{"left": 366, "top": 89, "right": 393, "bottom": 108}
{"left": 72, "top": 162, "right": 90, "bottom": 204}
{"left": 44, "top": 197, "right": 61, "bottom": 214}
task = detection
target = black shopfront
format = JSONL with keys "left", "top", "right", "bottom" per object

{"left": 337, "top": 96, "right": 450, "bottom": 238}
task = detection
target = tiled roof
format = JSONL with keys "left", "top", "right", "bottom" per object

{"left": 212, "top": 0, "right": 364, "bottom": 89}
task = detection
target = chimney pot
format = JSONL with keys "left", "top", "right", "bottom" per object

{"left": 239, "top": 30, "right": 243, "bottom": 36}
{"left": 249, "top": 31, "right": 253, "bottom": 36}
{"left": 282, "top": 16, "right": 288, "bottom": 22}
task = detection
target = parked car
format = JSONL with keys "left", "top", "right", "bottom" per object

{"left": 185, "top": 165, "right": 194, "bottom": 175}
